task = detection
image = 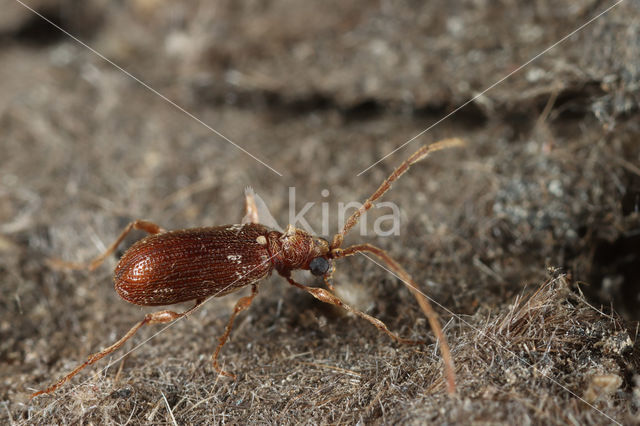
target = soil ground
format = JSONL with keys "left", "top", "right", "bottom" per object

{"left": 1, "top": 1, "right": 640, "bottom": 424}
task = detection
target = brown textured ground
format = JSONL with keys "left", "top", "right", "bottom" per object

{"left": 2, "top": 1, "right": 640, "bottom": 424}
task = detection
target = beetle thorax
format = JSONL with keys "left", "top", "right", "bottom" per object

{"left": 268, "top": 225, "right": 329, "bottom": 274}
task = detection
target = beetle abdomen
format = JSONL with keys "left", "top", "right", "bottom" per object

{"left": 114, "top": 224, "right": 273, "bottom": 306}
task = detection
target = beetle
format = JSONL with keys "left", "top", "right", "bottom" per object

{"left": 31, "top": 138, "right": 463, "bottom": 397}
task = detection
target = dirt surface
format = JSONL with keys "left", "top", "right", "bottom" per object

{"left": 2, "top": 0, "right": 640, "bottom": 424}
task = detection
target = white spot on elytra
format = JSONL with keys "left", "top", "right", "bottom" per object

{"left": 227, "top": 254, "right": 242, "bottom": 264}
{"left": 256, "top": 235, "right": 267, "bottom": 245}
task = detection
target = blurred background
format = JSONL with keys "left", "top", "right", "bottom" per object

{"left": 1, "top": 0, "right": 639, "bottom": 423}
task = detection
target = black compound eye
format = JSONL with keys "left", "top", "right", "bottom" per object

{"left": 309, "top": 257, "right": 330, "bottom": 276}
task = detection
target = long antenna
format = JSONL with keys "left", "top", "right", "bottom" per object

{"left": 331, "top": 138, "right": 465, "bottom": 249}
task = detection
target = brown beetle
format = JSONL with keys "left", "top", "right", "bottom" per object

{"left": 32, "top": 138, "right": 463, "bottom": 397}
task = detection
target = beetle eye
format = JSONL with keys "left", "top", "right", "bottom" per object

{"left": 309, "top": 257, "right": 330, "bottom": 276}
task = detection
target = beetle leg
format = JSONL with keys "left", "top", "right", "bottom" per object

{"left": 285, "top": 276, "right": 424, "bottom": 345}
{"left": 323, "top": 263, "right": 336, "bottom": 291}
{"left": 212, "top": 285, "right": 259, "bottom": 379}
{"left": 241, "top": 187, "right": 260, "bottom": 224}
{"left": 31, "top": 298, "right": 205, "bottom": 398}
{"left": 47, "top": 219, "right": 166, "bottom": 272}
{"left": 333, "top": 243, "right": 456, "bottom": 395}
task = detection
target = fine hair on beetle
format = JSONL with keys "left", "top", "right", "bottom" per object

{"left": 31, "top": 138, "right": 464, "bottom": 398}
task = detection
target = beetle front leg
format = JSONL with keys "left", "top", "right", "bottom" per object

{"left": 285, "top": 276, "right": 424, "bottom": 345}
{"left": 323, "top": 263, "right": 336, "bottom": 291}
{"left": 333, "top": 243, "right": 456, "bottom": 394}
{"left": 48, "top": 219, "right": 166, "bottom": 271}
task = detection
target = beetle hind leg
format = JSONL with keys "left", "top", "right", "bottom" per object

{"left": 48, "top": 219, "right": 166, "bottom": 272}
{"left": 31, "top": 298, "right": 205, "bottom": 398}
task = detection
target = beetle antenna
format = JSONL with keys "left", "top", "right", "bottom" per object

{"left": 332, "top": 243, "right": 456, "bottom": 394}
{"left": 330, "top": 138, "right": 465, "bottom": 249}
